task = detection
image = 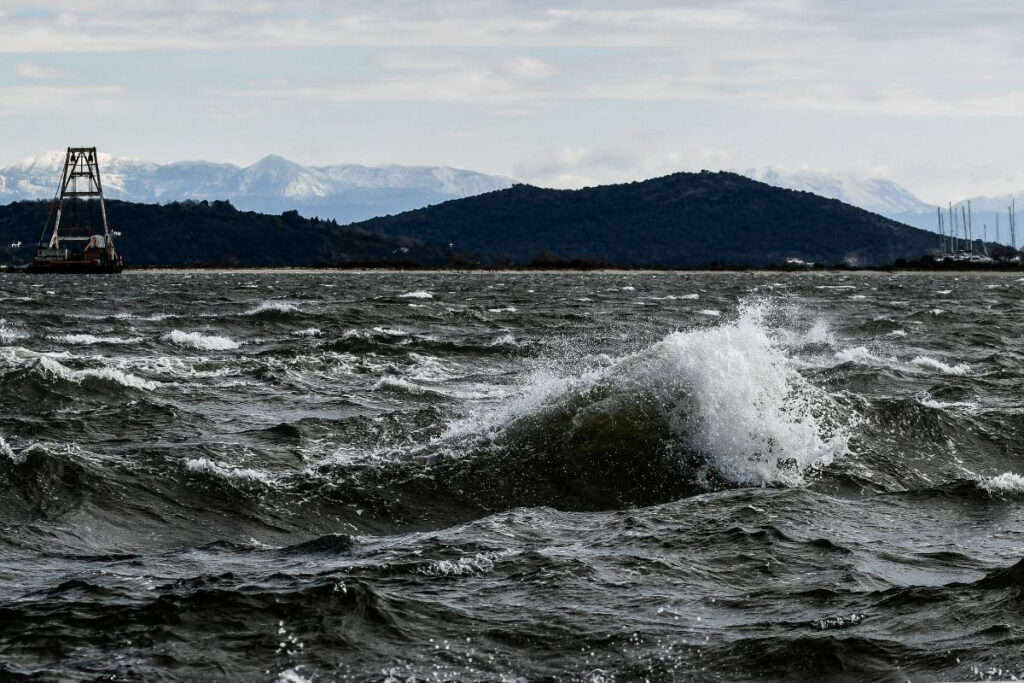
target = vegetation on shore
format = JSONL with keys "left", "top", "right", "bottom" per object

{"left": 1, "top": 172, "right": 1021, "bottom": 270}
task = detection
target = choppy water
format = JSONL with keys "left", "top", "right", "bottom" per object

{"left": 1, "top": 270, "right": 1023, "bottom": 682}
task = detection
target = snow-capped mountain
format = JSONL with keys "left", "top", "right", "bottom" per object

{"left": 742, "top": 168, "right": 933, "bottom": 216}
{"left": 0, "top": 152, "right": 515, "bottom": 224}
{"left": 739, "top": 167, "right": 1024, "bottom": 244}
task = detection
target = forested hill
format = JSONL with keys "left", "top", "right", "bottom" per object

{"left": 0, "top": 199, "right": 455, "bottom": 267}
{"left": 351, "top": 171, "right": 941, "bottom": 267}
{"left": 1, "top": 172, "right": 944, "bottom": 268}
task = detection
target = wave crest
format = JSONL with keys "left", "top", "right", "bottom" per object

{"left": 163, "top": 330, "right": 240, "bottom": 351}
{"left": 440, "top": 303, "right": 848, "bottom": 500}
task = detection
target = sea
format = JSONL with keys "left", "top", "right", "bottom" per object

{"left": 0, "top": 270, "right": 1022, "bottom": 682}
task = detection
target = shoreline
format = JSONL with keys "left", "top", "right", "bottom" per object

{"left": 3, "top": 265, "right": 1022, "bottom": 276}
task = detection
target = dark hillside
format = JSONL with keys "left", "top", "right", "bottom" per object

{"left": 352, "top": 171, "right": 941, "bottom": 267}
{"left": 0, "top": 199, "right": 454, "bottom": 267}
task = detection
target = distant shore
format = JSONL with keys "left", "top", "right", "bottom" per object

{"left": 5, "top": 265, "right": 1021, "bottom": 275}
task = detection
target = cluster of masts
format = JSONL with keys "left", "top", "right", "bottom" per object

{"left": 935, "top": 199, "right": 1019, "bottom": 263}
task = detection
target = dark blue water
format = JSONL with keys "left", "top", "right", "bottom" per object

{"left": 1, "top": 270, "right": 1022, "bottom": 681}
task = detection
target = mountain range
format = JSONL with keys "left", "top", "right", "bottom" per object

{"left": 746, "top": 168, "right": 1020, "bottom": 245}
{"left": 0, "top": 152, "right": 514, "bottom": 225}
{"left": 0, "top": 171, "right": 949, "bottom": 268}
{"left": 2, "top": 152, "right": 1021, "bottom": 248}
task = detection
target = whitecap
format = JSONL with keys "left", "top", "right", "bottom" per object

{"left": 371, "top": 327, "right": 409, "bottom": 337}
{"left": 245, "top": 301, "right": 299, "bottom": 315}
{"left": 911, "top": 356, "right": 970, "bottom": 376}
{"left": 978, "top": 472, "right": 1024, "bottom": 495}
{"left": 488, "top": 333, "right": 519, "bottom": 348}
{"left": 291, "top": 327, "right": 322, "bottom": 337}
{"left": 418, "top": 550, "right": 514, "bottom": 577}
{"left": 34, "top": 356, "right": 159, "bottom": 390}
{"left": 399, "top": 290, "right": 433, "bottom": 299}
{"left": 0, "top": 434, "right": 17, "bottom": 463}
{"left": 487, "top": 306, "right": 517, "bottom": 313}
{"left": 49, "top": 333, "right": 143, "bottom": 345}
{"left": 698, "top": 309, "right": 721, "bottom": 317}
{"left": 443, "top": 303, "right": 848, "bottom": 488}
{"left": 917, "top": 393, "right": 978, "bottom": 411}
{"left": 185, "top": 457, "right": 269, "bottom": 484}
{"left": 834, "top": 346, "right": 886, "bottom": 365}
{"left": 163, "top": 330, "right": 240, "bottom": 351}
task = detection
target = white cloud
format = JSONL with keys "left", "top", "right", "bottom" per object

{"left": 514, "top": 145, "right": 734, "bottom": 189}
{"left": 0, "top": 85, "right": 122, "bottom": 113}
{"left": 234, "top": 52, "right": 557, "bottom": 104}
{"left": 16, "top": 62, "right": 62, "bottom": 79}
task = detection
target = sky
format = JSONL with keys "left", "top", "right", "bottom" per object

{"left": 3, "top": 1, "right": 1024, "bottom": 203}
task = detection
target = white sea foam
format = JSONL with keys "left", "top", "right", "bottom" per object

{"left": 418, "top": 550, "right": 514, "bottom": 577}
{"left": 245, "top": 301, "right": 299, "bottom": 315}
{"left": 185, "top": 457, "right": 270, "bottom": 484}
{"left": 698, "top": 309, "right": 721, "bottom": 317}
{"left": 371, "top": 326, "right": 409, "bottom": 337}
{"left": 163, "top": 330, "right": 240, "bottom": 351}
{"left": 886, "top": 330, "right": 907, "bottom": 338}
{"left": 115, "top": 312, "right": 177, "bottom": 322}
{"left": 0, "top": 319, "right": 27, "bottom": 344}
{"left": 834, "top": 346, "right": 886, "bottom": 365}
{"left": 399, "top": 290, "right": 433, "bottom": 299}
{"left": 0, "top": 434, "right": 16, "bottom": 462}
{"left": 446, "top": 303, "right": 847, "bottom": 487}
{"left": 373, "top": 376, "right": 428, "bottom": 393}
{"left": 291, "top": 327, "right": 322, "bottom": 337}
{"left": 978, "top": 472, "right": 1024, "bottom": 495}
{"left": 34, "top": 356, "right": 159, "bottom": 390}
{"left": 49, "top": 333, "right": 143, "bottom": 345}
{"left": 911, "top": 356, "right": 970, "bottom": 376}
{"left": 917, "top": 393, "right": 978, "bottom": 411}
{"left": 488, "top": 333, "right": 519, "bottom": 348}
{"left": 487, "top": 306, "right": 517, "bottom": 313}
{"left": 650, "top": 293, "right": 699, "bottom": 301}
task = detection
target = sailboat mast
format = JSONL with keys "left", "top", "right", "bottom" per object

{"left": 967, "top": 200, "right": 973, "bottom": 253}
{"left": 1007, "top": 197, "right": 1015, "bottom": 250}
{"left": 961, "top": 205, "right": 969, "bottom": 254}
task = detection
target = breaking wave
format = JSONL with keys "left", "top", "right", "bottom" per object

{"left": 163, "top": 330, "right": 240, "bottom": 351}
{"left": 399, "top": 290, "right": 433, "bottom": 299}
{"left": 185, "top": 457, "right": 271, "bottom": 485}
{"left": 49, "top": 333, "right": 144, "bottom": 345}
{"left": 438, "top": 303, "right": 848, "bottom": 498}
{"left": 911, "top": 356, "right": 971, "bottom": 376}
{"left": 978, "top": 472, "right": 1024, "bottom": 496}
{"left": 31, "top": 356, "right": 159, "bottom": 391}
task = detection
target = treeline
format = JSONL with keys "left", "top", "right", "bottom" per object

{"left": 0, "top": 199, "right": 455, "bottom": 267}
{"left": 352, "top": 171, "right": 945, "bottom": 267}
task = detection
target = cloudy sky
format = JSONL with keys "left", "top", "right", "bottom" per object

{"left": 3, "top": 1, "right": 1024, "bottom": 202}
